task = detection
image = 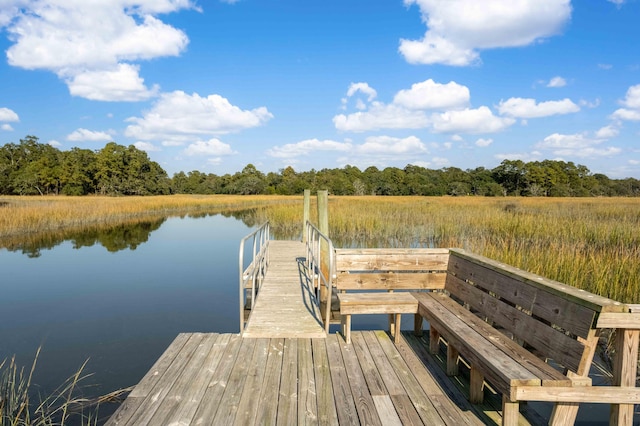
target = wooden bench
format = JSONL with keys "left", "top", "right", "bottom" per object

{"left": 333, "top": 248, "right": 448, "bottom": 344}
{"left": 414, "top": 248, "right": 637, "bottom": 426}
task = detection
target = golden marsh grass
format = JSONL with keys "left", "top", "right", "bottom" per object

{"left": 2, "top": 195, "right": 639, "bottom": 303}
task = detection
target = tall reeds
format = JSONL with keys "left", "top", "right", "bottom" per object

{"left": 255, "top": 196, "right": 640, "bottom": 304}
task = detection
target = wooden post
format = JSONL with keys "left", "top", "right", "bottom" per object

{"left": 317, "top": 190, "right": 329, "bottom": 302}
{"left": 302, "top": 189, "right": 310, "bottom": 242}
{"left": 609, "top": 328, "right": 640, "bottom": 426}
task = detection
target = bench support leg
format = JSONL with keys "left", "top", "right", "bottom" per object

{"left": 446, "top": 345, "right": 459, "bottom": 376}
{"left": 414, "top": 314, "right": 423, "bottom": 337}
{"left": 390, "top": 314, "right": 402, "bottom": 343}
{"left": 341, "top": 314, "right": 352, "bottom": 344}
{"left": 469, "top": 365, "right": 485, "bottom": 404}
{"left": 429, "top": 327, "right": 440, "bottom": 354}
{"left": 549, "top": 403, "right": 579, "bottom": 426}
{"left": 501, "top": 395, "right": 519, "bottom": 426}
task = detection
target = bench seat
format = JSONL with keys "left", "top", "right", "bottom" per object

{"left": 338, "top": 292, "right": 418, "bottom": 344}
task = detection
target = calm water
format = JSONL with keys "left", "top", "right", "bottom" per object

{"left": 0, "top": 213, "right": 632, "bottom": 424}
{"left": 0, "top": 213, "right": 253, "bottom": 417}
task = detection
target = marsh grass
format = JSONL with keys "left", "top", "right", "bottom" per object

{"left": 254, "top": 196, "right": 640, "bottom": 304}
{"left": 0, "top": 348, "right": 130, "bottom": 425}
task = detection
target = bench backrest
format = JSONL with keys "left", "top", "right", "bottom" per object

{"left": 445, "top": 249, "right": 627, "bottom": 375}
{"left": 334, "top": 248, "right": 449, "bottom": 291}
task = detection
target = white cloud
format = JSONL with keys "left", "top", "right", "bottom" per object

{"left": 607, "top": 0, "right": 625, "bottom": 6}
{"left": 125, "top": 91, "right": 273, "bottom": 144}
{"left": 66, "top": 64, "right": 159, "bottom": 101}
{"left": 431, "top": 106, "right": 515, "bottom": 133}
{"left": 184, "top": 138, "right": 236, "bottom": 156}
{"left": 346, "top": 82, "right": 377, "bottom": 101}
{"left": 1, "top": 124, "right": 14, "bottom": 131}
{"left": 536, "top": 132, "right": 621, "bottom": 158}
{"left": 66, "top": 128, "right": 113, "bottom": 142}
{"left": 267, "top": 139, "right": 352, "bottom": 159}
{"left": 475, "top": 138, "right": 493, "bottom": 147}
{"left": 595, "top": 125, "right": 619, "bottom": 139}
{"left": 498, "top": 97, "right": 580, "bottom": 118}
{"left": 400, "top": 0, "right": 571, "bottom": 66}
{"left": 393, "top": 79, "right": 470, "bottom": 110}
{"left": 547, "top": 76, "right": 567, "bottom": 88}
{"left": 134, "top": 141, "right": 161, "bottom": 152}
{"left": 3, "top": 0, "right": 193, "bottom": 101}
{"left": 0, "top": 107, "right": 19, "bottom": 122}
{"left": 48, "top": 140, "right": 61, "bottom": 147}
{"left": 334, "top": 102, "right": 430, "bottom": 132}
{"left": 610, "top": 84, "right": 640, "bottom": 121}
{"left": 598, "top": 63, "right": 613, "bottom": 70}
{"left": 356, "top": 135, "right": 427, "bottom": 155}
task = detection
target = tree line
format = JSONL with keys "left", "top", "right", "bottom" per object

{"left": 2, "top": 136, "right": 639, "bottom": 197}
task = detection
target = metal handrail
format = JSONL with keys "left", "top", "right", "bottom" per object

{"left": 305, "top": 220, "right": 334, "bottom": 333}
{"left": 238, "top": 221, "right": 270, "bottom": 333}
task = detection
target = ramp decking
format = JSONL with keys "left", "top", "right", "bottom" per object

{"left": 106, "top": 330, "right": 526, "bottom": 426}
{"left": 242, "top": 240, "right": 326, "bottom": 338}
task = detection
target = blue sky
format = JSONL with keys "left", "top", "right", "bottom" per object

{"left": 1, "top": 0, "right": 639, "bottom": 178}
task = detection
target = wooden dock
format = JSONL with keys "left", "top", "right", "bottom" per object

{"left": 242, "top": 240, "right": 325, "bottom": 338}
{"left": 106, "top": 330, "right": 531, "bottom": 426}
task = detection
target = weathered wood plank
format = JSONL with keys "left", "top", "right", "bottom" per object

{"left": 447, "top": 255, "right": 597, "bottom": 340}
{"left": 335, "top": 249, "right": 450, "bottom": 271}
{"left": 429, "top": 291, "right": 571, "bottom": 385}
{"left": 445, "top": 274, "right": 587, "bottom": 373}
{"left": 297, "top": 338, "right": 319, "bottom": 425}
{"left": 596, "top": 312, "right": 640, "bottom": 329}
{"left": 337, "top": 333, "right": 383, "bottom": 425}
{"left": 254, "top": 339, "right": 285, "bottom": 425}
{"left": 211, "top": 338, "right": 257, "bottom": 424}
{"left": 276, "top": 338, "right": 298, "bottom": 426}
{"left": 191, "top": 334, "right": 243, "bottom": 422}
{"left": 375, "top": 330, "right": 446, "bottom": 425}
{"left": 362, "top": 330, "right": 407, "bottom": 396}
{"left": 448, "top": 249, "right": 627, "bottom": 313}
{"left": 326, "top": 334, "right": 360, "bottom": 425}
{"left": 372, "top": 395, "right": 403, "bottom": 426}
{"left": 351, "top": 332, "right": 387, "bottom": 396}
{"left": 414, "top": 292, "right": 541, "bottom": 398}
{"left": 125, "top": 333, "right": 207, "bottom": 424}
{"left": 335, "top": 272, "right": 446, "bottom": 290}
{"left": 312, "top": 338, "right": 339, "bottom": 426}
{"left": 147, "top": 333, "right": 220, "bottom": 425}
{"left": 233, "top": 338, "right": 270, "bottom": 425}
{"left": 339, "top": 292, "right": 418, "bottom": 314}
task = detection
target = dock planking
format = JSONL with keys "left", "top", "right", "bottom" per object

{"left": 107, "top": 331, "right": 539, "bottom": 426}
{"left": 242, "top": 240, "right": 326, "bottom": 338}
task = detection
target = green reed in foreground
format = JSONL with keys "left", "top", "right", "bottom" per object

{"left": 255, "top": 196, "right": 640, "bottom": 304}
{"left": 0, "top": 348, "right": 129, "bottom": 426}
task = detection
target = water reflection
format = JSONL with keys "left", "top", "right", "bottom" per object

{"left": 0, "top": 213, "right": 256, "bottom": 422}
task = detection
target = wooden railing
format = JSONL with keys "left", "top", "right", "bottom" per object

{"left": 238, "top": 221, "right": 270, "bottom": 332}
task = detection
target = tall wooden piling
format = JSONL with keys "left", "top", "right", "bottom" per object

{"left": 317, "top": 190, "right": 329, "bottom": 302}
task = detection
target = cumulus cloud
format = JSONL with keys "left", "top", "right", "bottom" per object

{"left": 536, "top": 132, "right": 621, "bottom": 158}
{"left": 0, "top": 107, "right": 19, "bottom": 122}
{"left": 498, "top": 97, "right": 580, "bottom": 118}
{"left": 356, "top": 135, "right": 427, "bottom": 155}
{"left": 431, "top": 106, "right": 515, "bottom": 133}
{"left": 399, "top": 0, "right": 571, "bottom": 66}
{"left": 125, "top": 91, "right": 273, "bottom": 144}
{"left": 267, "top": 138, "right": 351, "bottom": 159}
{"left": 66, "top": 64, "right": 160, "bottom": 101}
{"left": 334, "top": 102, "right": 430, "bottom": 132}
{"left": 1, "top": 124, "right": 14, "bottom": 131}
{"left": 2, "top": 0, "right": 194, "bottom": 101}
{"left": 66, "top": 128, "right": 114, "bottom": 142}
{"left": 547, "top": 76, "right": 567, "bottom": 88}
{"left": 610, "top": 84, "right": 640, "bottom": 121}
{"left": 184, "top": 138, "right": 236, "bottom": 156}
{"left": 475, "top": 138, "right": 493, "bottom": 147}
{"left": 134, "top": 141, "right": 161, "bottom": 152}
{"left": 595, "top": 125, "right": 619, "bottom": 139}
{"left": 393, "top": 79, "right": 470, "bottom": 110}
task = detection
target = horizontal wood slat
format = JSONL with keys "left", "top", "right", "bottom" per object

{"left": 445, "top": 274, "right": 587, "bottom": 373}
{"left": 335, "top": 249, "right": 449, "bottom": 272}
{"left": 447, "top": 253, "right": 597, "bottom": 339}
{"left": 335, "top": 272, "right": 446, "bottom": 290}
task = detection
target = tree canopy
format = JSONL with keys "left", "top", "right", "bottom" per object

{"left": 1, "top": 136, "right": 639, "bottom": 197}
